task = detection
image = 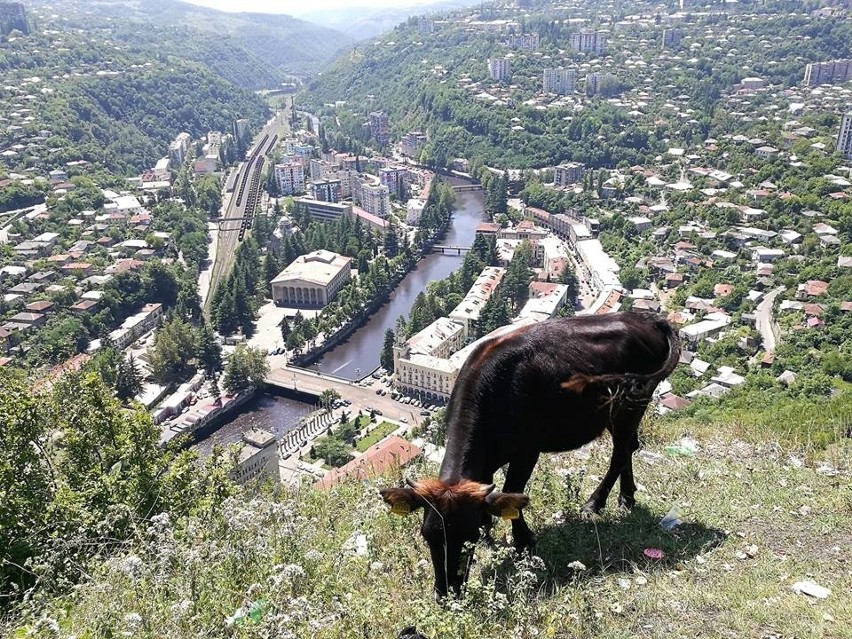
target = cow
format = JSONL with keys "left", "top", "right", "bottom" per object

{"left": 380, "top": 311, "right": 680, "bottom": 598}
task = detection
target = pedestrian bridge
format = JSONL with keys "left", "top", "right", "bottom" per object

{"left": 431, "top": 244, "right": 471, "bottom": 254}
{"left": 451, "top": 184, "right": 483, "bottom": 192}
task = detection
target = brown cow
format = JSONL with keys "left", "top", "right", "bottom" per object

{"left": 380, "top": 312, "right": 680, "bottom": 598}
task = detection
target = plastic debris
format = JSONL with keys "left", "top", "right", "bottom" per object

{"left": 665, "top": 437, "right": 699, "bottom": 457}
{"left": 225, "top": 599, "right": 267, "bottom": 627}
{"left": 643, "top": 548, "right": 665, "bottom": 560}
{"left": 659, "top": 505, "right": 684, "bottom": 531}
{"left": 792, "top": 580, "right": 831, "bottom": 599}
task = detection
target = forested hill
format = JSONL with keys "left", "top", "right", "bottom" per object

{"left": 0, "top": 25, "right": 269, "bottom": 175}
{"left": 301, "top": 5, "right": 852, "bottom": 169}
{"left": 28, "top": 0, "right": 354, "bottom": 83}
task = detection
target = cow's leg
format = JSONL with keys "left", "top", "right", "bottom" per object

{"left": 582, "top": 409, "right": 643, "bottom": 514}
{"left": 617, "top": 428, "right": 642, "bottom": 509}
{"left": 502, "top": 450, "right": 540, "bottom": 553}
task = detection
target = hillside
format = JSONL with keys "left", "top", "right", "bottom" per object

{"left": 31, "top": 0, "right": 354, "bottom": 81}
{"left": 0, "top": 25, "right": 269, "bottom": 175}
{"left": 6, "top": 415, "right": 850, "bottom": 638}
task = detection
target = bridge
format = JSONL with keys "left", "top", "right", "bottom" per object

{"left": 431, "top": 244, "right": 471, "bottom": 255}
{"left": 451, "top": 184, "right": 483, "bottom": 192}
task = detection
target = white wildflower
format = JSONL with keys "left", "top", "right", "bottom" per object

{"left": 119, "top": 555, "right": 142, "bottom": 577}
{"left": 32, "top": 616, "right": 60, "bottom": 636}
{"left": 304, "top": 549, "right": 323, "bottom": 562}
{"left": 567, "top": 560, "right": 587, "bottom": 571}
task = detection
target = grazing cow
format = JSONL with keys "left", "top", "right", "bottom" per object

{"left": 380, "top": 312, "right": 680, "bottom": 598}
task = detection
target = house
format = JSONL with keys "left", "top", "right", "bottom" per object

{"left": 315, "top": 436, "right": 421, "bottom": 489}
{"left": 24, "top": 300, "right": 54, "bottom": 314}
{"left": 8, "top": 312, "right": 46, "bottom": 327}
{"left": 796, "top": 280, "right": 829, "bottom": 299}
{"left": 664, "top": 272, "right": 684, "bottom": 288}
{"left": 656, "top": 393, "right": 691, "bottom": 415}
{"left": 70, "top": 299, "right": 100, "bottom": 314}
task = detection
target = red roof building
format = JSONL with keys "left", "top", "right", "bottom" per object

{"left": 315, "top": 435, "right": 421, "bottom": 490}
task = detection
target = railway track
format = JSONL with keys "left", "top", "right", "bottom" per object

{"left": 204, "top": 121, "right": 282, "bottom": 314}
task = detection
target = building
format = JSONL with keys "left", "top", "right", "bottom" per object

{"left": 553, "top": 162, "right": 585, "bottom": 187}
{"left": 369, "top": 111, "right": 390, "bottom": 146}
{"left": 506, "top": 32, "right": 539, "bottom": 50}
{"left": 518, "top": 282, "right": 568, "bottom": 322}
{"left": 803, "top": 59, "right": 852, "bottom": 86}
{"left": 448, "top": 267, "right": 506, "bottom": 337}
{"left": 274, "top": 159, "right": 306, "bottom": 195}
{"left": 153, "top": 158, "right": 171, "bottom": 181}
{"left": 309, "top": 178, "right": 342, "bottom": 203}
{"left": 400, "top": 131, "right": 428, "bottom": 159}
{"left": 168, "top": 132, "right": 192, "bottom": 165}
{"left": 230, "top": 428, "right": 278, "bottom": 485}
{"left": 379, "top": 166, "right": 409, "bottom": 199}
{"left": 585, "top": 72, "right": 615, "bottom": 96}
{"left": 315, "top": 436, "right": 421, "bottom": 489}
{"left": 543, "top": 67, "right": 576, "bottom": 95}
{"left": 662, "top": 28, "right": 681, "bottom": 49}
{"left": 394, "top": 318, "right": 465, "bottom": 402}
{"left": 570, "top": 30, "right": 606, "bottom": 54}
{"left": 576, "top": 239, "right": 621, "bottom": 294}
{"left": 233, "top": 118, "right": 250, "bottom": 140}
{"left": 270, "top": 250, "right": 352, "bottom": 308}
{"left": 488, "top": 58, "right": 512, "bottom": 82}
{"left": 283, "top": 140, "right": 314, "bottom": 166}
{"left": 406, "top": 199, "right": 425, "bottom": 225}
{"left": 360, "top": 183, "right": 391, "bottom": 219}
{"left": 0, "top": 2, "right": 28, "bottom": 35}
{"left": 107, "top": 303, "right": 163, "bottom": 350}
{"left": 837, "top": 111, "right": 852, "bottom": 160}
{"left": 293, "top": 198, "right": 352, "bottom": 223}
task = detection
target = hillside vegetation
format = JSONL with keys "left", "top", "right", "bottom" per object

{"left": 4, "top": 408, "right": 850, "bottom": 638}
{"left": 29, "top": 0, "right": 353, "bottom": 81}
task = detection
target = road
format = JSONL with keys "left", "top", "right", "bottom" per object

{"left": 265, "top": 357, "right": 429, "bottom": 427}
{"left": 203, "top": 109, "right": 289, "bottom": 314}
{"left": 756, "top": 286, "right": 784, "bottom": 352}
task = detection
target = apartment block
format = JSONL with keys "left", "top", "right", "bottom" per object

{"left": 543, "top": 67, "right": 576, "bottom": 95}
{"left": 570, "top": 30, "right": 607, "bottom": 54}
{"left": 488, "top": 57, "right": 512, "bottom": 82}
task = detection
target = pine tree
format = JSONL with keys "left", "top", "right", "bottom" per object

{"left": 380, "top": 328, "right": 396, "bottom": 371}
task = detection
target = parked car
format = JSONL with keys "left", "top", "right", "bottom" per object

{"left": 373, "top": 408, "right": 383, "bottom": 416}
{"left": 419, "top": 410, "right": 430, "bottom": 416}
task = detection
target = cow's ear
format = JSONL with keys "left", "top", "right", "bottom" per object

{"left": 485, "top": 491, "right": 530, "bottom": 520}
{"left": 380, "top": 487, "right": 424, "bottom": 516}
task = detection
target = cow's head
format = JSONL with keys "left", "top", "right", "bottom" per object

{"left": 380, "top": 478, "right": 529, "bottom": 598}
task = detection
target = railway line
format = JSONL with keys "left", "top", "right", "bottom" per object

{"left": 204, "top": 115, "right": 285, "bottom": 315}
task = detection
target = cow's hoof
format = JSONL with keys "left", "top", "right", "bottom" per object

{"left": 618, "top": 494, "right": 636, "bottom": 510}
{"left": 514, "top": 536, "right": 537, "bottom": 556}
{"left": 580, "top": 500, "right": 603, "bottom": 517}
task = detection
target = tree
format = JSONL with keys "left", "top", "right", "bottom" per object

{"left": 380, "top": 328, "right": 396, "bottom": 371}
{"left": 196, "top": 323, "right": 223, "bottom": 375}
{"left": 223, "top": 344, "right": 270, "bottom": 394}
{"left": 280, "top": 317, "right": 291, "bottom": 343}
{"left": 319, "top": 389, "right": 341, "bottom": 412}
{"left": 115, "top": 354, "right": 143, "bottom": 402}
{"left": 313, "top": 437, "right": 352, "bottom": 467}
{"left": 559, "top": 263, "right": 580, "bottom": 302}
{"left": 149, "top": 317, "right": 197, "bottom": 384}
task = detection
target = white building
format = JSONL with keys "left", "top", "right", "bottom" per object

{"left": 394, "top": 318, "right": 465, "bottom": 401}
{"left": 570, "top": 30, "right": 607, "bottom": 54}
{"left": 275, "top": 158, "right": 306, "bottom": 195}
{"left": 576, "top": 239, "right": 622, "bottom": 293}
{"left": 553, "top": 162, "right": 585, "bottom": 187}
{"left": 360, "top": 183, "right": 391, "bottom": 219}
{"left": 448, "top": 266, "right": 506, "bottom": 337}
{"left": 837, "top": 111, "right": 852, "bottom": 160}
{"left": 543, "top": 67, "right": 576, "bottom": 95}
{"left": 406, "top": 198, "right": 425, "bottom": 225}
{"left": 270, "top": 250, "right": 352, "bottom": 308}
{"left": 506, "top": 33, "right": 539, "bottom": 50}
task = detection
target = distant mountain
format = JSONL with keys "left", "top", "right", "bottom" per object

{"left": 296, "top": 0, "right": 483, "bottom": 41}
{"left": 28, "top": 0, "right": 354, "bottom": 81}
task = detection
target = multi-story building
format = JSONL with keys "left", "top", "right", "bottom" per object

{"left": 233, "top": 118, "right": 250, "bottom": 140}
{"left": 506, "top": 32, "right": 539, "bottom": 50}
{"left": 294, "top": 198, "right": 352, "bottom": 223}
{"left": 400, "top": 131, "right": 428, "bottom": 158}
{"left": 543, "top": 67, "right": 576, "bottom": 95}
{"left": 168, "top": 132, "right": 192, "bottom": 165}
{"left": 0, "top": 2, "right": 28, "bottom": 35}
{"left": 369, "top": 111, "right": 390, "bottom": 146}
{"left": 274, "top": 158, "right": 306, "bottom": 195}
{"left": 661, "top": 28, "right": 681, "bottom": 49}
{"left": 270, "top": 250, "right": 352, "bottom": 307}
{"left": 379, "top": 166, "right": 409, "bottom": 199}
{"left": 553, "top": 162, "right": 585, "bottom": 187}
{"left": 393, "top": 317, "right": 465, "bottom": 401}
{"left": 488, "top": 57, "right": 512, "bottom": 82}
{"left": 837, "top": 112, "right": 852, "bottom": 160}
{"left": 230, "top": 428, "right": 278, "bottom": 485}
{"left": 585, "top": 71, "right": 615, "bottom": 96}
{"left": 803, "top": 59, "right": 852, "bottom": 86}
{"left": 448, "top": 267, "right": 506, "bottom": 337}
{"left": 309, "top": 178, "right": 341, "bottom": 203}
{"left": 284, "top": 140, "right": 314, "bottom": 166}
{"left": 570, "top": 30, "right": 607, "bottom": 54}
{"left": 418, "top": 17, "right": 434, "bottom": 33}
{"left": 360, "top": 183, "right": 391, "bottom": 219}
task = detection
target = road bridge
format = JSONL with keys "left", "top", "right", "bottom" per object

{"left": 431, "top": 244, "right": 471, "bottom": 254}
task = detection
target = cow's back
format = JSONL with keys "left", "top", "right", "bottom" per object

{"left": 442, "top": 313, "right": 677, "bottom": 466}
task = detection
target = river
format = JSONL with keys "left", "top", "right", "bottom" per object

{"left": 196, "top": 181, "right": 485, "bottom": 452}
{"left": 313, "top": 184, "right": 486, "bottom": 380}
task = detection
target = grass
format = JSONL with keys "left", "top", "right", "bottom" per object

{"left": 6, "top": 418, "right": 852, "bottom": 639}
{"left": 355, "top": 421, "right": 399, "bottom": 452}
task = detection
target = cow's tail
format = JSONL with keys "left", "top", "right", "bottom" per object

{"left": 560, "top": 319, "right": 681, "bottom": 395}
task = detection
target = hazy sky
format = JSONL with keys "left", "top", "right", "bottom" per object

{"left": 182, "top": 0, "right": 433, "bottom": 16}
